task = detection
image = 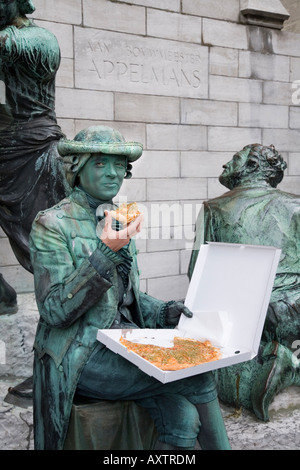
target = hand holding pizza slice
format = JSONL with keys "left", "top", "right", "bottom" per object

{"left": 110, "top": 202, "right": 141, "bottom": 226}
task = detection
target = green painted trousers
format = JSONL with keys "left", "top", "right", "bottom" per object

{"left": 77, "top": 344, "right": 231, "bottom": 450}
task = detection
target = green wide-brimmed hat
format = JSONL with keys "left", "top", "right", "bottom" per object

{"left": 58, "top": 125, "right": 143, "bottom": 187}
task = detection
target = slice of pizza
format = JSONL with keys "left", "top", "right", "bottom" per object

{"left": 110, "top": 202, "right": 141, "bottom": 225}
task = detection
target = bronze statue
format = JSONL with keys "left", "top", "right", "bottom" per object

{"left": 0, "top": 0, "right": 70, "bottom": 274}
{"left": 189, "top": 143, "right": 300, "bottom": 421}
{"left": 0, "top": 0, "right": 70, "bottom": 398}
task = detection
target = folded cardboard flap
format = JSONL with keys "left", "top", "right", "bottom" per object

{"left": 177, "top": 311, "right": 232, "bottom": 347}
{"left": 185, "top": 243, "right": 281, "bottom": 355}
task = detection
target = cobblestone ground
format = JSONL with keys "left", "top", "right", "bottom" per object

{"left": 0, "top": 379, "right": 300, "bottom": 450}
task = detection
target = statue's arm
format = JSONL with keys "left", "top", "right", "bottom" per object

{"left": 29, "top": 216, "right": 113, "bottom": 329}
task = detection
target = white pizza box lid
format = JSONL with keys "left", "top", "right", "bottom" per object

{"left": 97, "top": 242, "right": 281, "bottom": 383}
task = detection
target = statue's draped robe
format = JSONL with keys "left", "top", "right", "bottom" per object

{"left": 0, "top": 22, "right": 70, "bottom": 272}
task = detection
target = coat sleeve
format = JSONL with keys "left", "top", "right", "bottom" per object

{"left": 29, "top": 213, "right": 114, "bottom": 329}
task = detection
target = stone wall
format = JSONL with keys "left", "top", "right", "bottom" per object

{"left": 1, "top": 0, "right": 299, "bottom": 302}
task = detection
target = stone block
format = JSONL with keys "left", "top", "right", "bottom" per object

{"left": 57, "top": 119, "right": 75, "bottom": 139}
{"left": 55, "top": 88, "right": 114, "bottom": 120}
{"left": 207, "top": 177, "right": 227, "bottom": 199}
{"left": 239, "top": 51, "right": 289, "bottom": 82}
{"left": 117, "top": 178, "right": 147, "bottom": 202}
{"left": 290, "top": 57, "right": 300, "bottom": 83}
{"left": 203, "top": 19, "right": 248, "bottom": 50}
{"left": 137, "top": 251, "right": 180, "bottom": 279}
{"left": 181, "top": 99, "right": 237, "bottom": 126}
{"left": 56, "top": 58, "right": 74, "bottom": 88}
{"left": 147, "top": 9, "right": 202, "bottom": 43}
{"left": 147, "top": 178, "right": 207, "bottom": 201}
{"left": 140, "top": 201, "right": 181, "bottom": 229}
{"left": 132, "top": 151, "right": 180, "bottom": 178}
{"left": 111, "top": 0, "right": 180, "bottom": 12}
{"left": 147, "top": 124, "right": 207, "bottom": 151}
{"left": 83, "top": 0, "right": 145, "bottom": 35}
{"left": 31, "top": 0, "right": 82, "bottom": 24}
{"left": 115, "top": 94, "right": 180, "bottom": 123}
{"left": 209, "top": 47, "right": 239, "bottom": 77}
{"left": 290, "top": 107, "right": 300, "bottom": 129}
{"left": 147, "top": 274, "right": 189, "bottom": 302}
{"left": 210, "top": 75, "right": 262, "bottom": 103}
{"left": 181, "top": 151, "right": 233, "bottom": 177}
{"left": 271, "top": 29, "right": 300, "bottom": 58}
{"left": 288, "top": 153, "right": 300, "bottom": 175}
{"left": 208, "top": 127, "right": 262, "bottom": 151}
{"left": 278, "top": 176, "right": 300, "bottom": 195}
{"left": 146, "top": 225, "right": 195, "bottom": 253}
{"left": 263, "top": 81, "right": 295, "bottom": 105}
{"left": 182, "top": 0, "right": 240, "bottom": 22}
{"left": 0, "top": 238, "right": 17, "bottom": 266}
{"left": 180, "top": 249, "right": 192, "bottom": 275}
{"left": 74, "top": 27, "right": 208, "bottom": 99}
{"left": 263, "top": 129, "right": 300, "bottom": 152}
{"left": 239, "top": 103, "right": 289, "bottom": 128}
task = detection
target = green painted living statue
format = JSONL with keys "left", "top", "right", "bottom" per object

{"left": 189, "top": 143, "right": 300, "bottom": 421}
{"left": 29, "top": 125, "right": 231, "bottom": 450}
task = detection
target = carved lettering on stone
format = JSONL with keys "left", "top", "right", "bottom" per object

{"left": 75, "top": 28, "right": 208, "bottom": 99}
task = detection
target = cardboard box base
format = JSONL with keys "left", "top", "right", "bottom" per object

{"left": 97, "top": 328, "right": 251, "bottom": 384}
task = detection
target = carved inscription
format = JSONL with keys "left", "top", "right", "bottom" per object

{"left": 75, "top": 28, "right": 208, "bottom": 98}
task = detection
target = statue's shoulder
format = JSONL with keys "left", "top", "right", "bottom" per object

{"left": 34, "top": 197, "right": 72, "bottom": 224}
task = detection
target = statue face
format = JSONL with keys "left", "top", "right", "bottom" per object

{"left": 0, "top": 0, "right": 19, "bottom": 28}
{"left": 219, "top": 148, "right": 251, "bottom": 190}
{"left": 78, "top": 153, "right": 127, "bottom": 201}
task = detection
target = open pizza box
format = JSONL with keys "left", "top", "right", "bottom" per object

{"left": 97, "top": 242, "right": 281, "bottom": 383}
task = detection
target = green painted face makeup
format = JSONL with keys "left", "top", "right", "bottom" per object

{"left": 78, "top": 153, "right": 127, "bottom": 202}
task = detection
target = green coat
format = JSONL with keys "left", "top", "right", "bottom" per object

{"left": 29, "top": 188, "right": 167, "bottom": 450}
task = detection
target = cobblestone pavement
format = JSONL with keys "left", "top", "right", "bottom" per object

{"left": 0, "top": 378, "right": 300, "bottom": 450}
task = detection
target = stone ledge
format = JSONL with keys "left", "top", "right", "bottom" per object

{"left": 240, "top": 0, "right": 290, "bottom": 29}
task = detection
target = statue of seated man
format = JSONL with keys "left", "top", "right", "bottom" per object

{"left": 189, "top": 143, "right": 300, "bottom": 421}
{"left": 29, "top": 125, "right": 231, "bottom": 450}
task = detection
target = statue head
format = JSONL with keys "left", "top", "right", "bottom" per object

{"left": 219, "top": 143, "right": 287, "bottom": 190}
{"left": 57, "top": 126, "right": 143, "bottom": 193}
{"left": 0, "top": 0, "right": 35, "bottom": 28}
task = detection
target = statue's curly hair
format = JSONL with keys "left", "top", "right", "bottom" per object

{"left": 243, "top": 143, "right": 287, "bottom": 188}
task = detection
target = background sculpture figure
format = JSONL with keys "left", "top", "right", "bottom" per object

{"left": 0, "top": 0, "right": 70, "bottom": 399}
{"left": 188, "top": 143, "right": 300, "bottom": 421}
{"left": 0, "top": 0, "right": 70, "bottom": 274}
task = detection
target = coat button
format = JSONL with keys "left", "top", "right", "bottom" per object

{"left": 67, "top": 293, "right": 73, "bottom": 299}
